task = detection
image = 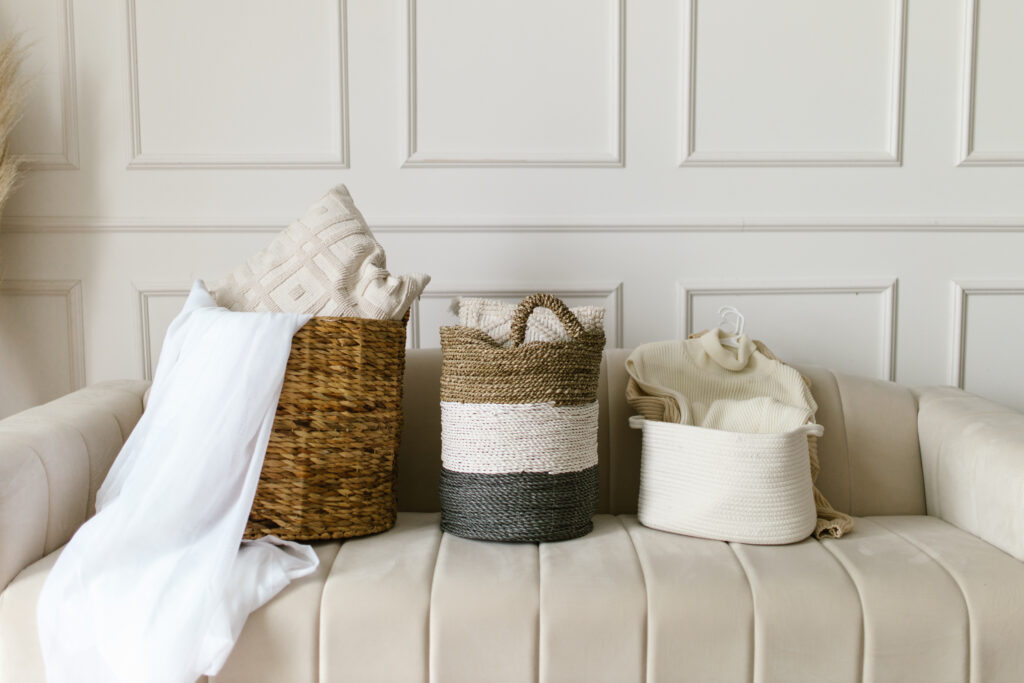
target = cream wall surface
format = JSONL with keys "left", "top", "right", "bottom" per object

{"left": 1, "top": 0, "right": 1023, "bottom": 417}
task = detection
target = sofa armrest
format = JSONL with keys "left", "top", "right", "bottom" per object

{"left": 0, "top": 381, "right": 149, "bottom": 590}
{"left": 916, "top": 386, "right": 1024, "bottom": 562}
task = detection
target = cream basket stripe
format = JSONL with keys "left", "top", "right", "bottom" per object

{"left": 440, "top": 401, "right": 599, "bottom": 475}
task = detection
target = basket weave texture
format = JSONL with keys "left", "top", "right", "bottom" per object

{"left": 244, "top": 315, "right": 407, "bottom": 541}
{"left": 439, "top": 294, "right": 605, "bottom": 542}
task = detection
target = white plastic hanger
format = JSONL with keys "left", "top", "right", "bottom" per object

{"left": 717, "top": 306, "right": 745, "bottom": 349}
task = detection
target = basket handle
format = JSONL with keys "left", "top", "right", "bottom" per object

{"left": 509, "top": 293, "right": 586, "bottom": 347}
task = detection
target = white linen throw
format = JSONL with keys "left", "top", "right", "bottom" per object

{"left": 37, "top": 281, "right": 318, "bottom": 683}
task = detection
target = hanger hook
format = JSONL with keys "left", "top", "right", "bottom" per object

{"left": 717, "top": 306, "right": 745, "bottom": 336}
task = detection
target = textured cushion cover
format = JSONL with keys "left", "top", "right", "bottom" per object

{"left": 213, "top": 185, "right": 429, "bottom": 319}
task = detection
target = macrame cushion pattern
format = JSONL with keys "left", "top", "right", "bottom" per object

{"left": 455, "top": 297, "right": 605, "bottom": 347}
{"left": 439, "top": 294, "right": 605, "bottom": 542}
{"left": 212, "top": 185, "right": 429, "bottom": 319}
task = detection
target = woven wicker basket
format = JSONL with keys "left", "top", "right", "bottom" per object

{"left": 439, "top": 294, "right": 605, "bottom": 543}
{"left": 244, "top": 314, "right": 408, "bottom": 541}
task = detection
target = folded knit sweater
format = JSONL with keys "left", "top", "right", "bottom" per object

{"left": 626, "top": 329, "right": 853, "bottom": 538}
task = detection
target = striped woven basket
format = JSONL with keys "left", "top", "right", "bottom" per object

{"left": 439, "top": 294, "right": 605, "bottom": 542}
{"left": 244, "top": 314, "right": 408, "bottom": 541}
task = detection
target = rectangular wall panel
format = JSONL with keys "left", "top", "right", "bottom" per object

{"left": 0, "top": 0, "right": 1023, "bottom": 419}
{"left": 683, "top": 0, "right": 904, "bottom": 165}
{"left": 0, "top": 0, "right": 78, "bottom": 168}
{"left": 679, "top": 281, "right": 897, "bottom": 380}
{"left": 959, "top": 0, "right": 1024, "bottom": 164}
{"left": 135, "top": 285, "right": 189, "bottom": 380}
{"left": 0, "top": 281, "right": 84, "bottom": 418}
{"left": 407, "top": 0, "right": 623, "bottom": 166}
{"left": 128, "top": 0, "right": 347, "bottom": 167}
{"left": 951, "top": 282, "right": 1024, "bottom": 411}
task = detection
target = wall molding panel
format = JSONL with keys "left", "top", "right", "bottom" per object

{"left": 949, "top": 280, "right": 1024, "bottom": 387}
{"left": 2, "top": 0, "right": 1023, "bottom": 412}
{"left": 133, "top": 283, "right": 190, "bottom": 379}
{"left": 7, "top": 215, "right": 1024, "bottom": 234}
{"left": 124, "top": 0, "right": 349, "bottom": 169}
{"left": 0, "top": 279, "right": 85, "bottom": 390}
{"left": 403, "top": 0, "right": 625, "bottom": 167}
{"left": 958, "top": 0, "right": 1024, "bottom": 166}
{"left": 677, "top": 279, "right": 898, "bottom": 381}
{"left": 18, "top": 0, "right": 80, "bottom": 170}
{"left": 679, "top": 0, "right": 907, "bottom": 167}
{"left": 409, "top": 283, "right": 624, "bottom": 348}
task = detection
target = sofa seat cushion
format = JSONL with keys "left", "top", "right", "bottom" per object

{"left": 2, "top": 513, "right": 1023, "bottom": 683}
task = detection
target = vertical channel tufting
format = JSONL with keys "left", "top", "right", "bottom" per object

{"left": 623, "top": 517, "right": 753, "bottom": 681}
{"left": 0, "top": 423, "right": 88, "bottom": 555}
{"left": 536, "top": 544, "right": 544, "bottom": 683}
{"left": 618, "top": 516, "right": 649, "bottom": 683}
{"left": 319, "top": 513, "right": 442, "bottom": 682}
{"left": 817, "top": 541, "right": 866, "bottom": 683}
{"left": 213, "top": 541, "right": 341, "bottom": 682}
{"left": 799, "top": 366, "right": 853, "bottom": 515}
{"left": 536, "top": 537, "right": 542, "bottom": 683}
{"left": 538, "top": 515, "right": 644, "bottom": 683}
{"left": 429, "top": 532, "right": 539, "bottom": 682}
{"left": 427, "top": 534, "right": 445, "bottom": 683}
{"left": 0, "top": 443, "right": 49, "bottom": 593}
{"left": 832, "top": 373, "right": 926, "bottom": 516}
{"left": 603, "top": 348, "right": 642, "bottom": 514}
{"left": 876, "top": 515, "right": 1024, "bottom": 681}
{"left": 870, "top": 518, "right": 972, "bottom": 683}
{"left": 726, "top": 544, "right": 757, "bottom": 683}
{"left": 426, "top": 522, "right": 443, "bottom": 683}
{"left": 731, "top": 537, "right": 862, "bottom": 682}
{"left": 317, "top": 540, "right": 347, "bottom": 683}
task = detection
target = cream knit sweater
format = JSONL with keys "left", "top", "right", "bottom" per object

{"left": 626, "top": 330, "right": 817, "bottom": 432}
{"left": 626, "top": 329, "right": 853, "bottom": 538}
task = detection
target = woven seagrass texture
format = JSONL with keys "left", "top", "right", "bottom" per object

{"left": 440, "top": 295, "right": 604, "bottom": 406}
{"left": 439, "top": 294, "right": 604, "bottom": 543}
{"left": 244, "top": 314, "right": 408, "bottom": 541}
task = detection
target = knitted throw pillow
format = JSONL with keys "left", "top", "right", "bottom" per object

{"left": 456, "top": 297, "right": 605, "bottom": 347}
{"left": 212, "top": 185, "right": 429, "bottom": 319}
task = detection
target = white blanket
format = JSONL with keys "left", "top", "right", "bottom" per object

{"left": 38, "top": 281, "right": 318, "bottom": 683}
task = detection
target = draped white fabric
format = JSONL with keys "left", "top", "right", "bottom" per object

{"left": 37, "top": 281, "right": 318, "bottom": 683}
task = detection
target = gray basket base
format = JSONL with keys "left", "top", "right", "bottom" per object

{"left": 439, "top": 466, "right": 598, "bottom": 543}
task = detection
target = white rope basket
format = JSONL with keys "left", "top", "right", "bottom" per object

{"left": 631, "top": 416, "right": 822, "bottom": 544}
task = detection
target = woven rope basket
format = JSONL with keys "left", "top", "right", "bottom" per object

{"left": 632, "top": 416, "right": 821, "bottom": 544}
{"left": 439, "top": 294, "right": 604, "bottom": 543}
{"left": 244, "top": 314, "right": 408, "bottom": 541}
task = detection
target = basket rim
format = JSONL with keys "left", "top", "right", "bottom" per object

{"left": 440, "top": 324, "right": 605, "bottom": 351}
{"left": 631, "top": 415, "right": 823, "bottom": 443}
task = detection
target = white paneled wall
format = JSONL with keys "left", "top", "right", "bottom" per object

{"left": 1, "top": 0, "right": 1023, "bottom": 417}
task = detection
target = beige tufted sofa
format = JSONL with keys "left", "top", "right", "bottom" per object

{"left": 2, "top": 348, "right": 1024, "bottom": 682}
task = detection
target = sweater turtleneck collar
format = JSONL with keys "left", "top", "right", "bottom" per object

{"left": 699, "top": 328, "right": 755, "bottom": 371}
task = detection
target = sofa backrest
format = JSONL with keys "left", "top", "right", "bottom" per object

{"left": 397, "top": 348, "right": 926, "bottom": 517}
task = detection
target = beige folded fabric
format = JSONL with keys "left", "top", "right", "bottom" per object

{"left": 213, "top": 185, "right": 429, "bottom": 320}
